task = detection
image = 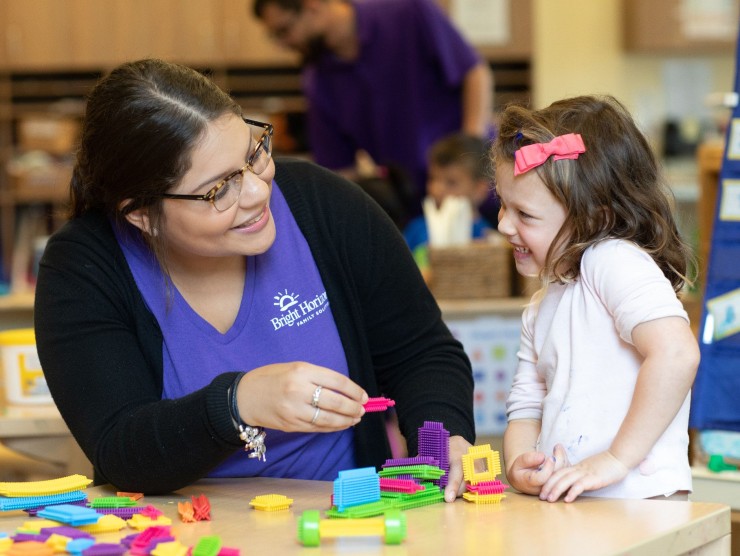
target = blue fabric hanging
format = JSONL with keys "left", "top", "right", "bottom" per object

{"left": 689, "top": 22, "right": 740, "bottom": 432}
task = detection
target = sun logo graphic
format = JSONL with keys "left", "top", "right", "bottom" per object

{"left": 274, "top": 289, "right": 299, "bottom": 312}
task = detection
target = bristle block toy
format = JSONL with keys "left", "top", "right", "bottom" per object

{"left": 362, "top": 397, "right": 395, "bottom": 412}
{"left": 249, "top": 494, "right": 293, "bottom": 512}
{"left": 0, "top": 475, "right": 92, "bottom": 497}
{"left": 297, "top": 509, "right": 406, "bottom": 547}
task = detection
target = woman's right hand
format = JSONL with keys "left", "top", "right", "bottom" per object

{"left": 235, "top": 362, "right": 368, "bottom": 432}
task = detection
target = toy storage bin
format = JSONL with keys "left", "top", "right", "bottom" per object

{"left": 428, "top": 237, "right": 512, "bottom": 300}
{"left": 0, "top": 328, "right": 52, "bottom": 405}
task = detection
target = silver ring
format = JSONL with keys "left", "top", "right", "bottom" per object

{"left": 310, "top": 407, "right": 321, "bottom": 425}
{"left": 311, "top": 385, "right": 323, "bottom": 408}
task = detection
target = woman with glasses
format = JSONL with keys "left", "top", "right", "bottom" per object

{"left": 34, "top": 58, "right": 475, "bottom": 498}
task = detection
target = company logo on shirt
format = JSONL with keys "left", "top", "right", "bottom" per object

{"left": 273, "top": 289, "right": 300, "bottom": 311}
{"left": 270, "top": 289, "right": 329, "bottom": 330}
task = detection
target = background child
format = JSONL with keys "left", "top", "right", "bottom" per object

{"left": 494, "top": 95, "right": 699, "bottom": 501}
{"left": 404, "top": 133, "right": 495, "bottom": 266}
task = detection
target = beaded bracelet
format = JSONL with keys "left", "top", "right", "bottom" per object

{"left": 229, "top": 372, "right": 267, "bottom": 462}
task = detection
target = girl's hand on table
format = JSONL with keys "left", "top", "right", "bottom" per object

{"left": 445, "top": 435, "right": 473, "bottom": 502}
{"left": 508, "top": 444, "right": 569, "bottom": 496}
{"left": 237, "top": 362, "right": 368, "bottom": 432}
{"left": 539, "top": 448, "right": 628, "bottom": 503}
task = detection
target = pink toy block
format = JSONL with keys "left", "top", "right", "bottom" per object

{"left": 363, "top": 397, "right": 396, "bottom": 413}
{"left": 379, "top": 478, "right": 425, "bottom": 494}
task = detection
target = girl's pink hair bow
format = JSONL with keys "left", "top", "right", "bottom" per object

{"left": 514, "top": 133, "right": 586, "bottom": 176}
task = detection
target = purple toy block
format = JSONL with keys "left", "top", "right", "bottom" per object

{"left": 417, "top": 421, "right": 450, "bottom": 488}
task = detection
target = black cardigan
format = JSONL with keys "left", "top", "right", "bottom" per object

{"left": 35, "top": 158, "right": 474, "bottom": 493}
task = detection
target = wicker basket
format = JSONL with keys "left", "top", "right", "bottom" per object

{"left": 428, "top": 239, "right": 512, "bottom": 300}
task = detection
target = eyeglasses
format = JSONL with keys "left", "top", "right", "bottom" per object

{"left": 160, "top": 118, "right": 273, "bottom": 212}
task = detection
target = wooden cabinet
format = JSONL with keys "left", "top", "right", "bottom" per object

{"left": 623, "top": 0, "right": 739, "bottom": 54}
{"left": 172, "top": 1, "right": 225, "bottom": 66}
{"left": 12, "top": 1, "right": 227, "bottom": 70}
{"left": 106, "top": 0, "right": 225, "bottom": 66}
{"left": 3, "top": 1, "right": 74, "bottom": 70}
{"left": 2, "top": 0, "right": 526, "bottom": 69}
{"left": 0, "top": 0, "right": 296, "bottom": 70}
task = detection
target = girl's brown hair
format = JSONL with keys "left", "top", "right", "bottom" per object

{"left": 492, "top": 94, "right": 693, "bottom": 293}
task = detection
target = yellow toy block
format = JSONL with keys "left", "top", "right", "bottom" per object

{"left": 127, "top": 514, "right": 173, "bottom": 530}
{"left": 0, "top": 537, "right": 12, "bottom": 553}
{"left": 0, "top": 475, "right": 92, "bottom": 497}
{"left": 43, "top": 534, "right": 71, "bottom": 553}
{"left": 461, "top": 445, "right": 502, "bottom": 486}
{"left": 17, "top": 521, "right": 60, "bottom": 535}
{"left": 151, "top": 541, "right": 189, "bottom": 556}
{"left": 78, "top": 514, "right": 126, "bottom": 534}
{"left": 249, "top": 494, "right": 294, "bottom": 511}
{"left": 462, "top": 492, "right": 507, "bottom": 504}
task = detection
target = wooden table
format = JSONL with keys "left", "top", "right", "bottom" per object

{"left": 0, "top": 477, "right": 727, "bottom": 555}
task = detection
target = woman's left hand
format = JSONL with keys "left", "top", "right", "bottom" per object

{"left": 444, "top": 435, "right": 473, "bottom": 502}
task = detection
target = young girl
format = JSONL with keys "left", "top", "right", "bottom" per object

{"left": 495, "top": 95, "right": 699, "bottom": 501}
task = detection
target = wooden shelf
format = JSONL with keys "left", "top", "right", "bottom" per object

{"left": 439, "top": 297, "right": 529, "bottom": 318}
{"left": 0, "top": 0, "right": 532, "bottom": 290}
{"left": 0, "top": 292, "right": 34, "bottom": 311}
{"left": 0, "top": 66, "right": 309, "bottom": 290}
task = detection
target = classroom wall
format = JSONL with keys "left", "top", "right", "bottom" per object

{"left": 533, "top": 0, "right": 627, "bottom": 106}
{"left": 533, "top": 0, "right": 735, "bottom": 146}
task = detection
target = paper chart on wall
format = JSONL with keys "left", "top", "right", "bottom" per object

{"left": 725, "top": 119, "right": 740, "bottom": 159}
{"left": 719, "top": 179, "right": 740, "bottom": 220}
{"left": 705, "top": 287, "right": 740, "bottom": 342}
{"left": 679, "top": 0, "right": 739, "bottom": 41}
{"left": 449, "top": 0, "right": 509, "bottom": 45}
{"left": 446, "top": 316, "right": 520, "bottom": 436}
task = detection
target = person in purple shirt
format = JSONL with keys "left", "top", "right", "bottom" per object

{"left": 252, "top": 0, "right": 493, "bottom": 212}
{"left": 34, "top": 58, "right": 475, "bottom": 498}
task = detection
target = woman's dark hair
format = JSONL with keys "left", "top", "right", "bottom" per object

{"left": 70, "top": 58, "right": 241, "bottom": 267}
{"left": 492, "top": 94, "right": 693, "bottom": 293}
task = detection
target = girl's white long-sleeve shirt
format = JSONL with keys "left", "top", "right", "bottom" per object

{"left": 506, "top": 239, "right": 692, "bottom": 499}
